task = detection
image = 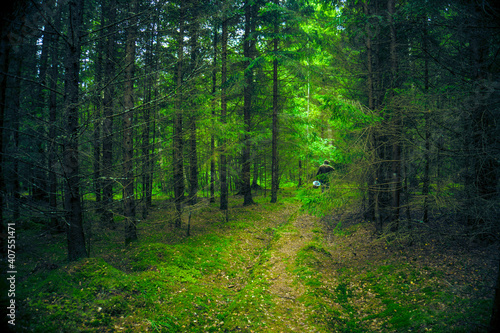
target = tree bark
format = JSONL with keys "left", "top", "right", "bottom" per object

{"left": 63, "top": 0, "right": 87, "bottom": 261}
{"left": 298, "top": 159, "right": 302, "bottom": 188}
{"left": 466, "top": 1, "right": 499, "bottom": 231}
{"left": 242, "top": 0, "right": 255, "bottom": 206}
{"left": 490, "top": 257, "right": 500, "bottom": 332}
{"left": 210, "top": 21, "right": 218, "bottom": 204}
{"left": 470, "top": 11, "right": 498, "bottom": 203}
{"left": 101, "top": 0, "right": 117, "bottom": 229}
{"left": 388, "top": 0, "right": 401, "bottom": 229}
{"left": 220, "top": 16, "right": 228, "bottom": 211}
{"left": 188, "top": 4, "right": 200, "bottom": 206}
{"left": 188, "top": 115, "right": 198, "bottom": 205}
{"left": 421, "top": 13, "right": 431, "bottom": 224}
{"left": 48, "top": 24, "right": 60, "bottom": 228}
{"left": 93, "top": 3, "right": 104, "bottom": 220}
{"left": 270, "top": 0, "right": 279, "bottom": 204}
{"left": 142, "top": 83, "right": 152, "bottom": 219}
{"left": 142, "top": 10, "right": 158, "bottom": 218}
{"left": 363, "top": 1, "right": 376, "bottom": 223}
{"left": 0, "top": 17, "right": 11, "bottom": 251}
{"left": 123, "top": 0, "right": 138, "bottom": 245}
{"left": 33, "top": 24, "right": 50, "bottom": 203}
{"left": 364, "top": 0, "right": 392, "bottom": 232}
{"left": 10, "top": 37, "right": 23, "bottom": 224}
{"left": 173, "top": 2, "right": 186, "bottom": 226}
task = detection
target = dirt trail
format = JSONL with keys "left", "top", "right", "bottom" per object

{"left": 258, "top": 209, "right": 324, "bottom": 332}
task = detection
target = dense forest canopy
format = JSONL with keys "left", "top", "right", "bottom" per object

{"left": 0, "top": 0, "right": 498, "bottom": 248}
{"left": 1, "top": 0, "right": 499, "bottom": 250}
{"left": 1, "top": 0, "right": 500, "bottom": 330}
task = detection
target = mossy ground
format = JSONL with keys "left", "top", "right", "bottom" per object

{"left": 12, "top": 189, "right": 498, "bottom": 332}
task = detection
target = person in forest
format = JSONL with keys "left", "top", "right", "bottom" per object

{"left": 316, "top": 160, "right": 334, "bottom": 191}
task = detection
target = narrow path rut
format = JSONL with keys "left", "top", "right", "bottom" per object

{"left": 256, "top": 208, "right": 325, "bottom": 332}
{"left": 143, "top": 200, "right": 339, "bottom": 332}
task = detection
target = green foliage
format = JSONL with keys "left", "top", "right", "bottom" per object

{"left": 4, "top": 0, "right": 498, "bottom": 326}
{"left": 319, "top": 95, "right": 379, "bottom": 127}
{"left": 297, "top": 179, "right": 362, "bottom": 218}
{"left": 331, "top": 220, "right": 349, "bottom": 236}
{"left": 17, "top": 190, "right": 493, "bottom": 332}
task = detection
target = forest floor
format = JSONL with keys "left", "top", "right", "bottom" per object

{"left": 12, "top": 189, "right": 499, "bottom": 332}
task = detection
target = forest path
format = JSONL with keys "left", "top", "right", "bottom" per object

{"left": 262, "top": 212, "right": 321, "bottom": 332}
{"left": 20, "top": 194, "right": 496, "bottom": 332}
{"left": 242, "top": 203, "right": 328, "bottom": 332}
{"left": 135, "top": 197, "right": 334, "bottom": 332}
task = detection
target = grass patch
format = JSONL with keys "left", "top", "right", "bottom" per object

{"left": 15, "top": 193, "right": 495, "bottom": 332}
{"left": 17, "top": 197, "right": 300, "bottom": 332}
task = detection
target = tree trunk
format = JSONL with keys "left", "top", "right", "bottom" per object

{"left": 33, "top": 25, "right": 50, "bottom": 203}
{"left": 0, "top": 19, "right": 10, "bottom": 250}
{"left": 363, "top": 1, "right": 376, "bottom": 223}
{"left": 252, "top": 147, "right": 259, "bottom": 189}
{"left": 468, "top": 1, "right": 499, "bottom": 229}
{"left": 388, "top": 0, "right": 401, "bottom": 229}
{"left": 187, "top": 114, "right": 198, "bottom": 206}
{"left": 93, "top": 5, "right": 103, "bottom": 220}
{"left": 220, "top": 16, "right": 228, "bottom": 211}
{"left": 242, "top": 0, "right": 255, "bottom": 206}
{"left": 188, "top": 116, "right": 198, "bottom": 205}
{"left": 142, "top": 13, "right": 157, "bottom": 218}
{"left": 270, "top": 0, "right": 279, "bottom": 204}
{"left": 188, "top": 8, "right": 200, "bottom": 206}
{"left": 173, "top": 2, "right": 185, "bottom": 226}
{"left": 210, "top": 22, "right": 218, "bottom": 204}
{"left": 147, "top": 10, "right": 161, "bottom": 214}
{"left": 298, "top": 159, "right": 302, "bottom": 188}
{"left": 48, "top": 10, "right": 64, "bottom": 231}
{"left": 48, "top": 26, "right": 60, "bottom": 228}
{"left": 421, "top": 14, "right": 431, "bottom": 224}
{"left": 10, "top": 38, "right": 22, "bottom": 224}
{"left": 142, "top": 75, "right": 151, "bottom": 218}
{"left": 485, "top": 2, "right": 500, "bottom": 328}
{"left": 123, "top": 0, "right": 138, "bottom": 245}
{"left": 490, "top": 257, "right": 500, "bottom": 332}
{"left": 63, "top": 0, "right": 87, "bottom": 261}
{"left": 471, "top": 26, "right": 498, "bottom": 201}
{"left": 101, "top": 0, "right": 117, "bottom": 229}
{"left": 364, "top": 0, "right": 392, "bottom": 232}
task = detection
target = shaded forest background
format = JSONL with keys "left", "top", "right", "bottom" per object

{"left": 0, "top": 0, "right": 499, "bottom": 329}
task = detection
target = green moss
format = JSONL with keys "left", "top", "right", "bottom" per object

{"left": 17, "top": 190, "right": 493, "bottom": 332}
